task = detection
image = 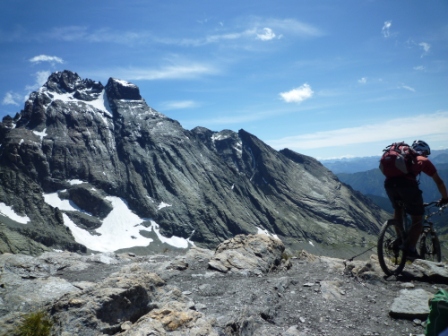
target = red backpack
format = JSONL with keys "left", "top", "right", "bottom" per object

{"left": 379, "top": 142, "right": 417, "bottom": 178}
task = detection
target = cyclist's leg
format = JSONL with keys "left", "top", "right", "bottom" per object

{"left": 407, "top": 215, "right": 423, "bottom": 249}
{"left": 392, "top": 208, "right": 404, "bottom": 236}
{"left": 385, "top": 183, "right": 404, "bottom": 236}
{"left": 398, "top": 185, "right": 424, "bottom": 251}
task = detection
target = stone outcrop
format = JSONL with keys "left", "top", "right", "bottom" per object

{"left": 208, "top": 234, "right": 287, "bottom": 275}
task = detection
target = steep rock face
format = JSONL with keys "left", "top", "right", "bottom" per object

{"left": 0, "top": 70, "right": 387, "bottom": 253}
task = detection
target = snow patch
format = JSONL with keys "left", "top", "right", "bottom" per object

{"left": 256, "top": 227, "right": 279, "bottom": 240}
{"left": 68, "top": 179, "right": 85, "bottom": 185}
{"left": 45, "top": 89, "right": 112, "bottom": 117}
{"left": 0, "top": 202, "right": 30, "bottom": 224}
{"left": 149, "top": 221, "right": 194, "bottom": 248}
{"left": 211, "top": 133, "right": 230, "bottom": 141}
{"left": 43, "top": 192, "right": 79, "bottom": 212}
{"left": 43, "top": 192, "right": 192, "bottom": 252}
{"left": 114, "top": 79, "right": 137, "bottom": 88}
{"left": 33, "top": 128, "right": 47, "bottom": 142}
{"left": 86, "top": 90, "right": 113, "bottom": 116}
{"left": 158, "top": 202, "right": 172, "bottom": 210}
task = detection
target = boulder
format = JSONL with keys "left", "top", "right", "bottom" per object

{"left": 208, "top": 234, "right": 285, "bottom": 275}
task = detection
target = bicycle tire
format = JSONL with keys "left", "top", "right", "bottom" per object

{"left": 377, "top": 220, "right": 407, "bottom": 276}
{"left": 419, "top": 233, "right": 442, "bottom": 262}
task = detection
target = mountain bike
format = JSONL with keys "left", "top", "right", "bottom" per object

{"left": 377, "top": 201, "right": 447, "bottom": 276}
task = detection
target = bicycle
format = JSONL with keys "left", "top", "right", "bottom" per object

{"left": 377, "top": 201, "right": 447, "bottom": 276}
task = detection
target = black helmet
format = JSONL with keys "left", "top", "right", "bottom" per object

{"left": 412, "top": 140, "right": 431, "bottom": 156}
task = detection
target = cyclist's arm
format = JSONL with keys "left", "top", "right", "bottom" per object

{"left": 432, "top": 172, "right": 448, "bottom": 199}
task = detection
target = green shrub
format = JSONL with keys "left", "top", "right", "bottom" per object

{"left": 14, "top": 310, "right": 53, "bottom": 336}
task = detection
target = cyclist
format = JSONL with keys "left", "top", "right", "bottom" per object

{"left": 384, "top": 140, "right": 448, "bottom": 260}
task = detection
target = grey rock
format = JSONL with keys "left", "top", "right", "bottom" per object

{"left": 0, "top": 223, "right": 51, "bottom": 255}
{"left": 412, "top": 259, "right": 448, "bottom": 280}
{"left": 389, "top": 289, "right": 433, "bottom": 320}
{"left": 1, "top": 239, "right": 448, "bottom": 335}
{"left": 208, "top": 234, "right": 284, "bottom": 275}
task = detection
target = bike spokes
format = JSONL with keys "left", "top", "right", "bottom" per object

{"left": 378, "top": 220, "right": 407, "bottom": 276}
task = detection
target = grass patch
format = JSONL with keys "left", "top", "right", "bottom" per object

{"left": 13, "top": 310, "right": 53, "bottom": 336}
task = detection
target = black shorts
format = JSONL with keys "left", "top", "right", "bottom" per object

{"left": 384, "top": 178, "right": 424, "bottom": 216}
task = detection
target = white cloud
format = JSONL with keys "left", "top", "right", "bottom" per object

{"left": 358, "top": 77, "right": 367, "bottom": 84}
{"left": 160, "top": 100, "right": 199, "bottom": 110}
{"left": 267, "top": 111, "right": 448, "bottom": 151}
{"left": 262, "top": 18, "right": 322, "bottom": 38}
{"left": 419, "top": 42, "right": 431, "bottom": 57}
{"left": 382, "top": 21, "right": 392, "bottom": 38}
{"left": 91, "top": 63, "right": 218, "bottom": 81}
{"left": 256, "top": 28, "right": 276, "bottom": 41}
{"left": 279, "top": 84, "right": 314, "bottom": 103}
{"left": 413, "top": 65, "right": 425, "bottom": 71}
{"left": 25, "top": 71, "right": 51, "bottom": 91}
{"left": 2, "top": 71, "right": 50, "bottom": 107}
{"left": 23, "top": 18, "right": 320, "bottom": 49}
{"left": 2, "top": 91, "right": 22, "bottom": 106}
{"left": 29, "top": 54, "right": 64, "bottom": 64}
{"left": 400, "top": 85, "right": 416, "bottom": 92}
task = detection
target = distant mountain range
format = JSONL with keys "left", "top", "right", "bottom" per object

{"left": 322, "top": 153, "right": 448, "bottom": 236}
{"left": 321, "top": 149, "right": 448, "bottom": 174}
{"left": 0, "top": 70, "right": 388, "bottom": 255}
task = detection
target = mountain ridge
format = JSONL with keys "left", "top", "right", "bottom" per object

{"left": 0, "top": 70, "right": 388, "bottom": 255}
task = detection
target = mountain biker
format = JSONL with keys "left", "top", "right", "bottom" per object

{"left": 384, "top": 140, "right": 448, "bottom": 260}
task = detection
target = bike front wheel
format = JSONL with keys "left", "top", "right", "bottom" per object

{"left": 377, "top": 220, "right": 407, "bottom": 276}
{"left": 419, "top": 233, "right": 442, "bottom": 262}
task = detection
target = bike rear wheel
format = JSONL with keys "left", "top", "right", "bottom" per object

{"left": 377, "top": 220, "right": 407, "bottom": 276}
{"left": 419, "top": 233, "right": 442, "bottom": 262}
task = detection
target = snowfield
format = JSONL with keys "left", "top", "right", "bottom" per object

{"left": 43, "top": 190, "right": 193, "bottom": 252}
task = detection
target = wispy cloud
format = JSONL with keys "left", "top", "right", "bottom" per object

{"left": 177, "top": 18, "right": 321, "bottom": 46}
{"left": 413, "top": 65, "right": 425, "bottom": 71}
{"left": 382, "top": 21, "right": 392, "bottom": 38}
{"left": 160, "top": 100, "right": 199, "bottom": 110}
{"left": 262, "top": 18, "right": 322, "bottom": 38}
{"left": 279, "top": 84, "right": 314, "bottom": 103}
{"left": 358, "top": 77, "right": 367, "bottom": 84}
{"left": 399, "top": 84, "right": 416, "bottom": 92}
{"left": 267, "top": 112, "right": 448, "bottom": 151}
{"left": 29, "top": 55, "right": 64, "bottom": 64}
{"left": 19, "top": 17, "right": 321, "bottom": 48}
{"left": 419, "top": 42, "right": 431, "bottom": 57}
{"left": 2, "top": 91, "right": 22, "bottom": 106}
{"left": 90, "top": 62, "right": 219, "bottom": 81}
{"left": 2, "top": 71, "right": 51, "bottom": 106}
{"left": 25, "top": 71, "right": 51, "bottom": 91}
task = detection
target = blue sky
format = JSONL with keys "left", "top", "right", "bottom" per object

{"left": 1, "top": 0, "right": 447, "bottom": 160}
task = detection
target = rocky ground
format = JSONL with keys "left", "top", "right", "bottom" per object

{"left": 1, "top": 234, "right": 448, "bottom": 336}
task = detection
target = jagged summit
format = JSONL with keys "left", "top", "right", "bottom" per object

{"left": 0, "top": 70, "right": 388, "bottom": 255}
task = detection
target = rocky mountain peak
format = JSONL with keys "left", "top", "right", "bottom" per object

{"left": 0, "top": 70, "right": 388, "bottom": 256}
{"left": 43, "top": 70, "right": 89, "bottom": 94}
{"left": 105, "top": 77, "right": 142, "bottom": 101}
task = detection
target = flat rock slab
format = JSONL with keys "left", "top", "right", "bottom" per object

{"left": 412, "top": 260, "right": 448, "bottom": 281}
{"left": 389, "top": 288, "right": 433, "bottom": 320}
